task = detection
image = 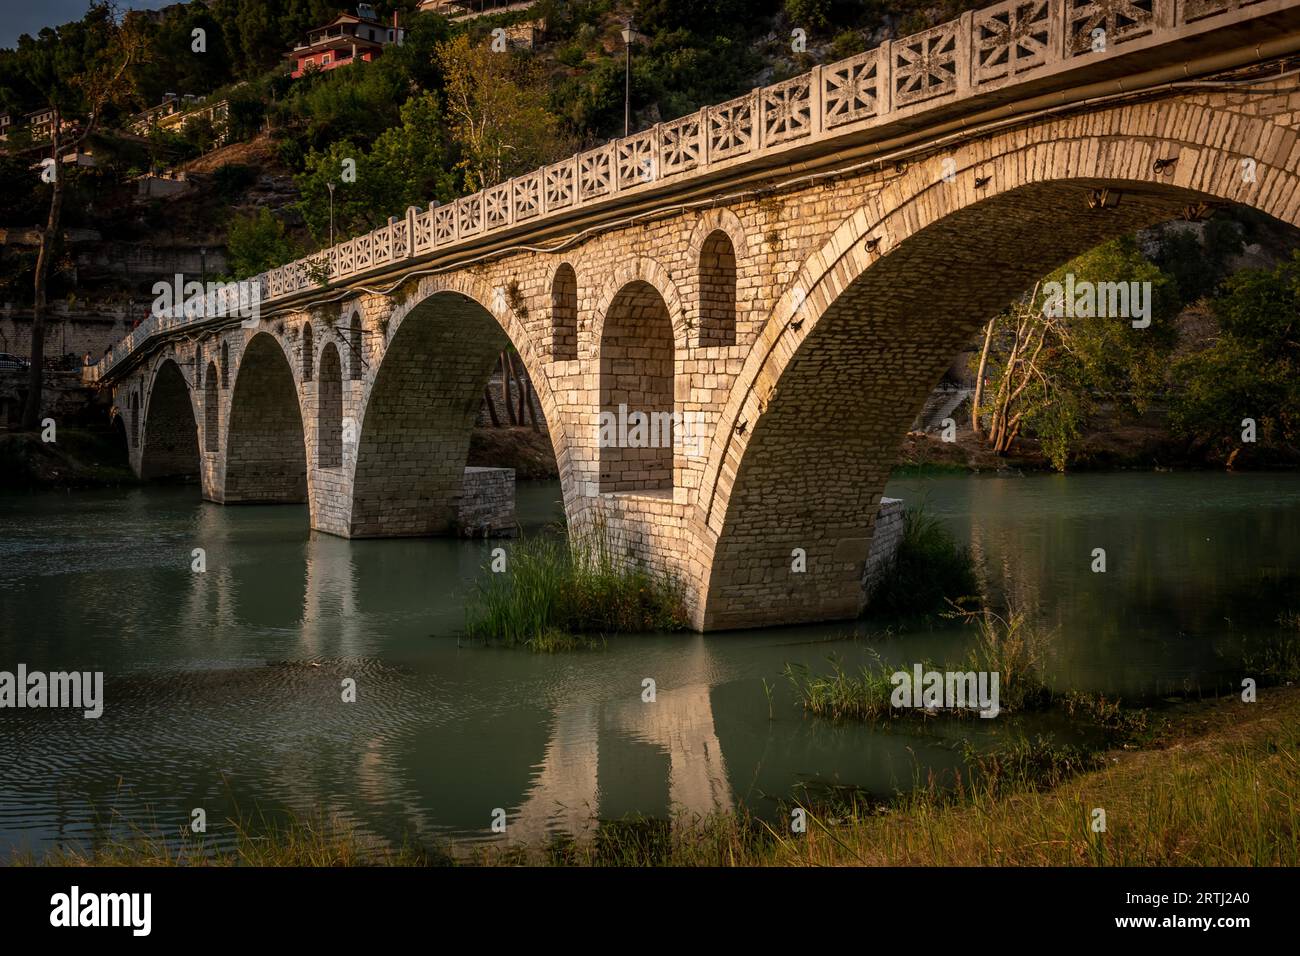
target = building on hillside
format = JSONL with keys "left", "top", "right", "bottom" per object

{"left": 22, "top": 109, "right": 76, "bottom": 144}
{"left": 288, "top": 4, "right": 404, "bottom": 79}
{"left": 418, "top": 0, "right": 530, "bottom": 20}
{"left": 130, "top": 94, "right": 230, "bottom": 148}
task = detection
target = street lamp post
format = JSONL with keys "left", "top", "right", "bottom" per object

{"left": 621, "top": 19, "right": 636, "bottom": 138}
{"left": 327, "top": 181, "right": 336, "bottom": 248}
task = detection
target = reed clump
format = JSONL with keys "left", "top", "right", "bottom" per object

{"left": 465, "top": 519, "right": 689, "bottom": 649}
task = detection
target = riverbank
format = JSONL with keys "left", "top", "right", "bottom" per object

{"left": 17, "top": 685, "right": 1297, "bottom": 866}
{"left": 897, "top": 403, "right": 1300, "bottom": 475}
{"left": 0, "top": 428, "right": 135, "bottom": 489}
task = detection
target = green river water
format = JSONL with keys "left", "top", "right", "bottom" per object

{"left": 1, "top": 472, "right": 1297, "bottom": 855}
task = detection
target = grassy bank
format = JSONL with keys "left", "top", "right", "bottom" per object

{"left": 464, "top": 521, "right": 690, "bottom": 650}
{"left": 749, "top": 688, "right": 1300, "bottom": 866}
{"left": 19, "top": 687, "right": 1299, "bottom": 867}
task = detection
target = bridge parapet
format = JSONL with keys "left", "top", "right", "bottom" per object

{"left": 91, "top": 0, "right": 1294, "bottom": 385}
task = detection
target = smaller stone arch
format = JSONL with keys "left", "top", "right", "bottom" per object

{"left": 599, "top": 279, "right": 676, "bottom": 494}
{"left": 317, "top": 342, "right": 342, "bottom": 469}
{"left": 550, "top": 262, "right": 578, "bottom": 361}
{"left": 302, "top": 321, "right": 314, "bottom": 382}
{"left": 698, "top": 230, "right": 737, "bottom": 347}
{"left": 591, "top": 256, "right": 689, "bottom": 355}
{"left": 688, "top": 208, "right": 746, "bottom": 347}
{"left": 203, "top": 361, "right": 219, "bottom": 452}
{"left": 347, "top": 311, "right": 363, "bottom": 380}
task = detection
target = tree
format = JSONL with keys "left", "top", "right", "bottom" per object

{"left": 972, "top": 237, "right": 1178, "bottom": 469}
{"left": 294, "top": 93, "right": 456, "bottom": 246}
{"left": 436, "top": 34, "right": 570, "bottom": 192}
{"left": 225, "top": 208, "right": 299, "bottom": 280}
{"left": 1170, "top": 251, "right": 1300, "bottom": 465}
{"left": 14, "top": 4, "right": 148, "bottom": 431}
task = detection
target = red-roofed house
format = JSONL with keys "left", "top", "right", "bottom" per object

{"left": 288, "top": 4, "right": 403, "bottom": 79}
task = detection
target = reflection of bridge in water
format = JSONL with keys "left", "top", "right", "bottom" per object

{"left": 510, "top": 680, "right": 733, "bottom": 846}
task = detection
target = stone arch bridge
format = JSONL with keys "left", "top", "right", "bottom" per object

{"left": 92, "top": 0, "right": 1300, "bottom": 630}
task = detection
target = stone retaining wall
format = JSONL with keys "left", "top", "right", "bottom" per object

{"left": 863, "top": 497, "right": 905, "bottom": 601}
{"left": 459, "top": 466, "right": 516, "bottom": 537}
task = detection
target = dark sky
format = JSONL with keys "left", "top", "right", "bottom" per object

{"left": 2, "top": 1, "right": 175, "bottom": 51}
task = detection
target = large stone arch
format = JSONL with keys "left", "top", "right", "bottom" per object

{"left": 333, "top": 275, "right": 570, "bottom": 538}
{"left": 140, "top": 358, "right": 199, "bottom": 479}
{"left": 693, "top": 97, "right": 1300, "bottom": 630}
{"left": 223, "top": 331, "right": 307, "bottom": 504}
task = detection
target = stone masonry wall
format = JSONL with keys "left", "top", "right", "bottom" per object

{"left": 459, "top": 467, "right": 516, "bottom": 537}
{"left": 862, "top": 497, "right": 905, "bottom": 601}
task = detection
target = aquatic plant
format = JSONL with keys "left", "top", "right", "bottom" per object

{"left": 465, "top": 519, "right": 689, "bottom": 649}
{"left": 867, "top": 506, "right": 980, "bottom": 618}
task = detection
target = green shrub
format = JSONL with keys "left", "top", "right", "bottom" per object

{"left": 867, "top": 507, "right": 979, "bottom": 618}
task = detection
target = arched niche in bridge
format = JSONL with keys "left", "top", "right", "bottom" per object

{"left": 203, "top": 361, "right": 220, "bottom": 453}
{"left": 599, "top": 280, "right": 675, "bottom": 494}
{"left": 345, "top": 289, "right": 548, "bottom": 538}
{"left": 301, "top": 321, "right": 314, "bottom": 382}
{"left": 220, "top": 341, "right": 230, "bottom": 389}
{"left": 348, "top": 312, "right": 363, "bottom": 380}
{"left": 224, "top": 332, "right": 307, "bottom": 504}
{"left": 698, "top": 230, "right": 737, "bottom": 347}
{"left": 317, "top": 342, "right": 343, "bottom": 469}
{"left": 111, "top": 411, "right": 129, "bottom": 460}
{"left": 696, "top": 151, "right": 1300, "bottom": 630}
{"left": 141, "top": 358, "right": 199, "bottom": 479}
{"left": 550, "top": 263, "right": 578, "bottom": 361}
{"left": 129, "top": 391, "right": 140, "bottom": 448}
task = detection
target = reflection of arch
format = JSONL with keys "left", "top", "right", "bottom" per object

{"left": 203, "top": 361, "right": 219, "bottom": 453}
{"left": 141, "top": 359, "right": 199, "bottom": 478}
{"left": 317, "top": 342, "right": 342, "bottom": 469}
{"left": 302, "top": 322, "right": 314, "bottom": 382}
{"left": 348, "top": 312, "right": 362, "bottom": 380}
{"left": 599, "top": 280, "right": 675, "bottom": 494}
{"left": 550, "top": 262, "right": 577, "bottom": 361}
{"left": 697, "top": 230, "right": 736, "bottom": 347}
{"left": 224, "top": 333, "right": 306, "bottom": 503}
{"left": 694, "top": 101, "right": 1300, "bottom": 630}
{"left": 609, "top": 682, "right": 732, "bottom": 815}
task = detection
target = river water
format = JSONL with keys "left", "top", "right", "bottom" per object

{"left": 1, "top": 473, "right": 1297, "bottom": 856}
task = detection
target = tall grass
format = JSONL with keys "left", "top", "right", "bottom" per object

{"left": 1247, "top": 618, "right": 1300, "bottom": 683}
{"left": 963, "top": 608, "right": 1055, "bottom": 712}
{"left": 867, "top": 507, "right": 980, "bottom": 618}
{"left": 785, "top": 609, "right": 1057, "bottom": 722}
{"left": 782, "top": 653, "right": 906, "bottom": 722}
{"left": 465, "top": 519, "right": 689, "bottom": 649}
